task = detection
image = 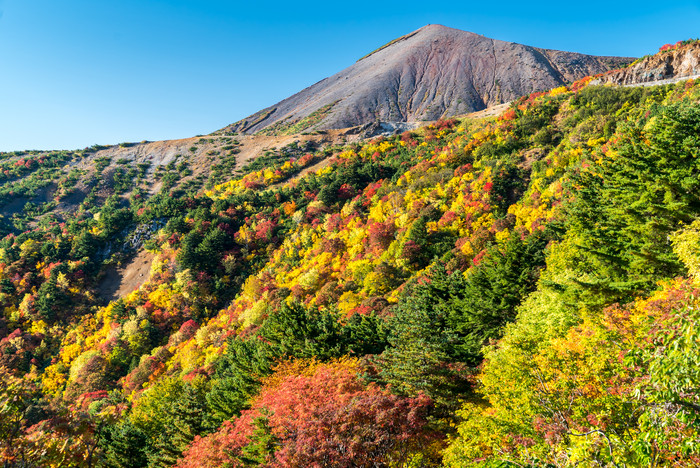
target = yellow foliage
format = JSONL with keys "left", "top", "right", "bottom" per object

{"left": 240, "top": 299, "right": 269, "bottom": 328}
{"left": 337, "top": 290, "right": 361, "bottom": 314}
{"left": 41, "top": 364, "right": 68, "bottom": 397}
{"left": 549, "top": 86, "right": 569, "bottom": 97}
{"left": 19, "top": 239, "right": 39, "bottom": 259}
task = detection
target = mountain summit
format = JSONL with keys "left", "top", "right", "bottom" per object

{"left": 224, "top": 25, "right": 632, "bottom": 135}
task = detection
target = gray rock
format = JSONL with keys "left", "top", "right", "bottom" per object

{"left": 222, "top": 25, "right": 632, "bottom": 135}
{"left": 597, "top": 42, "right": 700, "bottom": 86}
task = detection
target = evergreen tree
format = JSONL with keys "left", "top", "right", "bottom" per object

{"left": 99, "top": 421, "right": 150, "bottom": 468}
{"left": 379, "top": 231, "right": 549, "bottom": 408}
{"left": 258, "top": 301, "right": 345, "bottom": 360}
{"left": 147, "top": 378, "right": 211, "bottom": 468}
{"left": 206, "top": 337, "right": 275, "bottom": 426}
{"left": 564, "top": 103, "right": 700, "bottom": 304}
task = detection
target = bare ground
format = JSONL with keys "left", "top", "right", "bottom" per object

{"left": 97, "top": 249, "right": 155, "bottom": 302}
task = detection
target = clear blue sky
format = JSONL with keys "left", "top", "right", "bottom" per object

{"left": 1, "top": 0, "right": 698, "bottom": 152}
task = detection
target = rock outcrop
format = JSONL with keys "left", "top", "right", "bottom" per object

{"left": 596, "top": 41, "right": 700, "bottom": 85}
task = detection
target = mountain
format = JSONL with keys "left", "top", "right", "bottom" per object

{"left": 222, "top": 24, "right": 633, "bottom": 135}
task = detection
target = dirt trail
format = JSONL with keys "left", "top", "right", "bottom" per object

{"left": 462, "top": 102, "right": 511, "bottom": 119}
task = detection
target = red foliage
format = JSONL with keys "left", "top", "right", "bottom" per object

{"left": 438, "top": 210, "right": 458, "bottom": 228}
{"left": 178, "top": 320, "right": 199, "bottom": 340}
{"left": 0, "top": 329, "right": 44, "bottom": 373}
{"left": 347, "top": 304, "right": 374, "bottom": 316}
{"left": 362, "top": 181, "right": 383, "bottom": 204}
{"left": 178, "top": 360, "right": 436, "bottom": 468}
{"left": 336, "top": 183, "right": 355, "bottom": 201}
{"left": 255, "top": 219, "right": 276, "bottom": 241}
{"left": 305, "top": 204, "right": 328, "bottom": 223}
{"left": 244, "top": 180, "right": 263, "bottom": 190}
{"left": 298, "top": 153, "right": 316, "bottom": 166}
{"left": 659, "top": 41, "right": 683, "bottom": 52}
{"left": 315, "top": 282, "right": 342, "bottom": 307}
{"left": 320, "top": 237, "right": 345, "bottom": 256}
{"left": 400, "top": 239, "right": 423, "bottom": 265}
{"left": 499, "top": 108, "right": 517, "bottom": 122}
{"left": 76, "top": 390, "right": 109, "bottom": 410}
{"left": 435, "top": 118, "right": 458, "bottom": 131}
{"left": 324, "top": 213, "right": 344, "bottom": 232}
{"left": 367, "top": 221, "right": 395, "bottom": 253}
{"left": 472, "top": 249, "right": 487, "bottom": 266}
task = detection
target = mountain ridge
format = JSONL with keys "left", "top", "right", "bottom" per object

{"left": 595, "top": 38, "right": 700, "bottom": 85}
{"left": 220, "top": 24, "right": 633, "bottom": 135}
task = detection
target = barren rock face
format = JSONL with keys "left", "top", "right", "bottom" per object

{"left": 224, "top": 25, "right": 632, "bottom": 135}
{"left": 598, "top": 42, "right": 700, "bottom": 85}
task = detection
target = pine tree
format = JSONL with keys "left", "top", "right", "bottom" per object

{"left": 379, "top": 232, "right": 548, "bottom": 408}
{"left": 206, "top": 337, "right": 274, "bottom": 426}
{"left": 99, "top": 421, "right": 150, "bottom": 468}
{"left": 148, "top": 378, "right": 211, "bottom": 467}
{"left": 564, "top": 102, "right": 700, "bottom": 304}
{"left": 378, "top": 263, "right": 471, "bottom": 409}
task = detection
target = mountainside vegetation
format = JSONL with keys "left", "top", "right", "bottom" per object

{"left": 3, "top": 49, "right": 700, "bottom": 467}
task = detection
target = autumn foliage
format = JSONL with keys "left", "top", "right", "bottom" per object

{"left": 178, "top": 359, "right": 436, "bottom": 468}
{"left": 3, "top": 41, "right": 700, "bottom": 467}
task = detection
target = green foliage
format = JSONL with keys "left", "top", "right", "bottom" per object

{"left": 205, "top": 337, "right": 275, "bottom": 426}
{"left": 99, "top": 421, "right": 150, "bottom": 468}
{"left": 644, "top": 314, "right": 700, "bottom": 426}
{"left": 35, "top": 275, "right": 70, "bottom": 321}
{"left": 260, "top": 301, "right": 388, "bottom": 360}
{"left": 129, "top": 376, "right": 213, "bottom": 467}
{"left": 379, "top": 230, "right": 548, "bottom": 408}
{"left": 259, "top": 301, "right": 346, "bottom": 360}
{"left": 238, "top": 411, "right": 277, "bottom": 466}
{"left": 4, "top": 60, "right": 700, "bottom": 467}
{"left": 562, "top": 103, "right": 700, "bottom": 305}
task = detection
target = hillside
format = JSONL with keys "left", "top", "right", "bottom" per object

{"left": 3, "top": 41, "right": 700, "bottom": 467}
{"left": 596, "top": 38, "right": 700, "bottom": 85}
{"left": 220, "top": 25, "right": 632, "bottom": 135}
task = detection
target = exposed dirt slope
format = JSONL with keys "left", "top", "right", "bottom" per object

{"left": 0, "top": 130, "right": 356, "bottom": 212}
{"left": 221, "top": 24, "right": 632, "bottom": 135}
{"left": 98, "top": 249, "right": 155, "bottom": 302}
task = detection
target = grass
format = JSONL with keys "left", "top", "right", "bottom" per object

{"left": 357, "top": 30, "right": 419, "bottom": 62}
{"left": 257, "top": 102, "right": 338, "bottom": 136}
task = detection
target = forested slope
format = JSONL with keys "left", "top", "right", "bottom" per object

{"left": 2, "top": 49, "right": 700, "bottom": 467}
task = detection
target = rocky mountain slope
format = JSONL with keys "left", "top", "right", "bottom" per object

{"left": 221, "top": 24, "right": 632, "bottom": 135}
{"left": 595, "top": 39, "right": 700, "bottom": 85}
